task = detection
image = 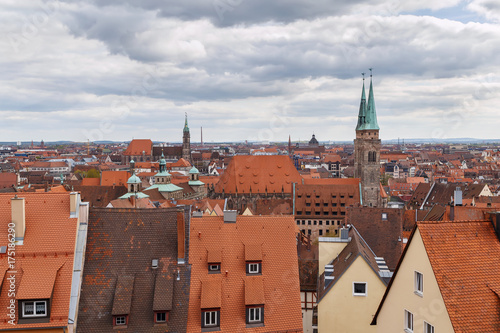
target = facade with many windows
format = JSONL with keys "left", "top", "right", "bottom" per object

{"left": 294, "top": 182, "right": 361, "bottom": 239}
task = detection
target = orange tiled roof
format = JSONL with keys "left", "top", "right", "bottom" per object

{"left": 418, "top": 220, "right": 500, "bottom": 332}
{"left": 187, "top": 215, "right": 303, "bottom": 332}
{"left": 123, "top": 139, "right": 153, "bottom": 156}
{"left": 81, "top": 177, "right": 100, "bottom": 186}
{"left": 100, "top": 170, "right": 130, "bottom": 187}
{"left": 0, "top": 193, "right": 79, "bottom": 329}
{"left": 245, "top": 276, "right": 265, "bottom": 305}
{"left": 214, "top": 155, "right": 302, "bottom": 194}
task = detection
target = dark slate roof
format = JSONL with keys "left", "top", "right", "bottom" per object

{"left": 346, "top": 207, "right": 404, "bottom": 271}
{"left": 73, "top": 185, "right": 127, "bottom": 207}
{"left": 318, "top": 227, "right": 388, "bottom": 302}
{"left": 78, "top": 207, "right": 191, "bottom": 332}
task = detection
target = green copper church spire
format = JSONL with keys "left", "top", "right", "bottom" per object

{"left": 364, "top": 68, "right": 380, "bottom": 130}
{"left": 183, "top": 112, "right": 189, "bottom": 132}
{"left": 356, "top": 72, "right": 367, "bottom": 131}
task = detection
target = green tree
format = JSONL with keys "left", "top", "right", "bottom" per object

{"left": 86, "top": 168, "right": 100, "bottom": 178}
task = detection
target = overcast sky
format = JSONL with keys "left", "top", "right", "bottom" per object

{"left": 1, "top": 0, "right": 499, "bottom": 143}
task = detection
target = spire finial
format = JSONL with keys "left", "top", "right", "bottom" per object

{"left": 362, "top": 72, "right": 365, "bottom": 81}
{"left": 369, "top": 68, "right": 373, "bottom": 78}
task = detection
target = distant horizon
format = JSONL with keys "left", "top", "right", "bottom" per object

{"left": 2, "top": 137, "right": 500, "bottom": 147}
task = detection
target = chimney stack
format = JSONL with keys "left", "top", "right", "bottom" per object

{"left": 454, "top": 187, "right": 462, "bottom": 206}
{"left": 70, "top": 192, "right": 79, "bottom": 218}
{"left": 11, "top": 196, "right": 26, "bottom": 245}
{"left": 223, "top": 210, "right": 237, "bottom": 223}
{"left": 177, "top": 210, "right": 186, "bottom": 264}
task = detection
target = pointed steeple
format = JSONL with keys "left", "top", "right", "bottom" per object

{"left": 183, "top": 112, "right": 189, "bottom": 133}
{"left": 356, "top": 73, "right": 367, "bottom": 131}
{"left": 365, "top": 68, "right": 380, "bottom": 130}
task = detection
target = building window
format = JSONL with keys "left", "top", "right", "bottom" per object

{"left": 209, "top": 264, "right": 221, "bottom": 273}
{"left": 382, "top": 213, "right": 388, "bottom": 220}
{"left": 114, "top": 315, "right": 128, "bottom": 326}
{"left": 326, "top": 221, "right": 330, "bottom": 225}
{"left": 202, "top": 310, "right": 220, "bottom": 328}
{"left": 415, "top": 271, "right": 423, "bottom": 296}
{"left": 424, "top": 322, "right": 434, "bottom": 333}
{"left": 315, "top": 203, "right": 320, "bottom": 207}
{"left": 21, "top": 300, "right": 47, "bottom": 318}
{"left": 319, "top": 221, "right": 322, "bottom": 225}
{"left": 155, "top": 311, "right": 168, "bottom": 323}
{"left": 353, "top": 282, "right": 367, "bottom": 296}
{"left": 302, "top": 220, "right": 305, "bottom": 225}
{"left": 246, "top": 306, "right": 264, "bottom": 324}
{"left": 296, "top": 211, "right": 302, "bottom": 215}
{"left": 296, "top": 220, "right": 300, "bottom": 225}
{"left": 404, "top": 310, "right": 413, "bottom": 332}
{"left": 319, "top": 229, "right": 323, "bottom": 236}
{"left": 313, "top": 220, "right": 317, "bottom": 225}
{"left": 247, "top": 262, "right": 261, "bottom": 274}
{"left": 308, "top": 220, "right": 311, "bottom": 225}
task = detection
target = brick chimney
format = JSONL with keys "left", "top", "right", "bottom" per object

{"left": 177, "top": 210, "right": 185, "bottom": 264}
{"left": 11, "top": 196, "right": 26, "bottom": 245}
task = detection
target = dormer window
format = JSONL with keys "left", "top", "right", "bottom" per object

{"left": 113, "top": 315, "right": 128, "bottom": 326}
{"left": 247, "top": 262, "right": 261, "bottom": 274}
{"left": 21, "top": 300, "right": 48, "bottom": 318}
{"left": 209, "top": 264, "right": 221, "bottom": 273}
{"left": 154, "top": 311, "right": 169, "bottom": 323}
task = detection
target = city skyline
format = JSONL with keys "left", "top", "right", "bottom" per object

{"left": 1, "top": 0, "right": 500, "bottom": 142}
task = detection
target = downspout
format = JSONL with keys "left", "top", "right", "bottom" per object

{"left": 359, "top": 181, "right": 363, "bottom": 206}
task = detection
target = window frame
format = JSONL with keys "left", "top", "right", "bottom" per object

{"left": 414, "top": 271, "right": 423, "bottom": 296}
{"left": 247, "top": 262, "right": 262, "bottom": 274}
{"left": 154, "top": 311, "right": 168, "bottom": 323}
{"left": 246, "top": 306, "right": 264, "bottom": 324}
{"left": 113, "top": 315, "right": 128, "bottom": 326}
{"left": 209, "top": 264, "right": 221, "bottom": 273}
{"left": 21, "top": 300, "right": 48, "bottom": 318}
{"left": 404, "top": 309, "right": 413, "bottom": 332}
{"left": 352, "top": 282, "right": 367, "bottom": 296}
{"left": 202, "top": 309, "right": 220, "bottom": 328}
{"left": 424, "top": 321, "right": 435, "bottom": 333}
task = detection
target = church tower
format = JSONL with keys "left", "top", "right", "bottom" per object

{"left": 354, "top": 70, "right": 382, "bottom": 207}
{"left": 182, "top": 113, "right": 191, "bottom": 162}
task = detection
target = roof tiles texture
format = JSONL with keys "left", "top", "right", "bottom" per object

{"left": 124, "top": 139, "right": 153, "bottom": 156}
{"left": 418, "top": 220, "right": 500, "bottom": 332}
{"left": 346, "top": 207, "right": 404, "bottom": 271}
{"left": 187, "top": 215, "right": 303, "bottom": 332}
{"left": 214, "top": 155, "right": 302, "bottom": 194}
{"left": 78, "top": 207, "right": 191, "bottom": 332}
{"left": 0, "top": 193, "right": 78, "bottom": 329}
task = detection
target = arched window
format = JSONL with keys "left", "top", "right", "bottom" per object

{"left": 368, "top": 151, "right": 377, "bottom": 162}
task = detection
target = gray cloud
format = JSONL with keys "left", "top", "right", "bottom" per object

{"left": 0, "top": 0, "right": 499, "bottom": 142}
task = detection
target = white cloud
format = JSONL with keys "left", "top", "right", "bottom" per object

{"left": 0, "top": 0, "right": 499, "bottom": 142}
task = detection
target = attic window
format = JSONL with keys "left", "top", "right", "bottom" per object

{"left": 21, "top": 300, "right": 48, "bottom": 318}
{"left": 114, "top": 315, "right": 128, "bottom": 326}
{"left": 353, "top": 282, "right": 367, "bottom": 296}
{"left": 209, "top": 264, "right": 221, "bottom": 273}
{"left": 155, "top": 311, "right": 169, "bottom": 323}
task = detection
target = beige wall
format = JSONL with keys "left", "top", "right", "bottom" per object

{"left": 318, "top": 256, "right": 386, "bottom": 333}
{"left": 376, "top": 228, "right": 454, "bottom": 333}
{"left": 318, "top": 238, "right": 349, "bottom": 275}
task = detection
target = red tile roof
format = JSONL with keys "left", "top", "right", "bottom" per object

{"left": 100, "top": 170, "right": 130, "bottom": 187}
{"left": 187, "top": 215, "right": 303, "bottom": 332}
{"left": 418, "top": 220, "right": 500, "bottom": 332}
{"left": 215, "top": 155, "right": 302, "bottom": 195}
{"left": 123, "top": 139, "right": 153, "bottom": 156}
{"left": 0, "top": 193, "right": 79, "bottom": 329}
